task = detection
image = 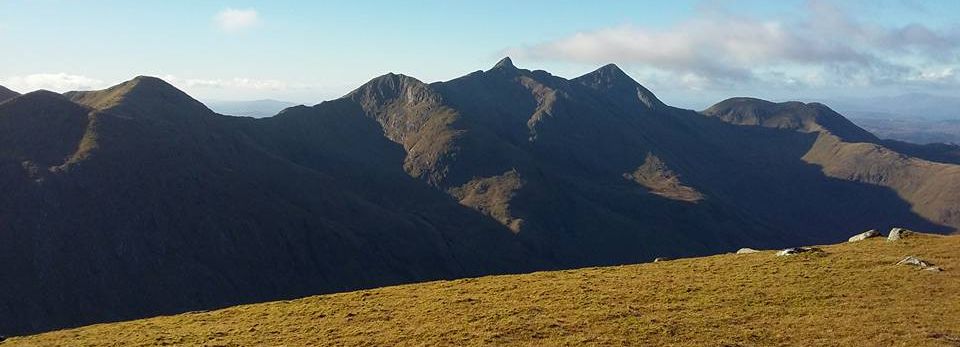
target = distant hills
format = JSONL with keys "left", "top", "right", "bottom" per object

{"left": 826, "top": 93, "right": 960, "bottom": 121}
{"left": 820, "top": 93, "right": 960, "bottom": 144}
{"left": 1, "top": 59, "right": 959, "bottom": 336}
{"left": 851, "top": 117, "right": 960, "bottom": 144}
{"left": 203, "top": 99, "right": 299, "bottom": 118}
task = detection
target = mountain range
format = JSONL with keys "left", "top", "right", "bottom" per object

{"left": 820, "top": 93, "right": 960, "bottom": 145}
{"left": 851, "top": 117, "right": 960, "bottom": 145}
{"left": 1, "top": 58, "right": 959, "bottom": 336}
{"left": 824, "top": 93, "right": 960, "bottom": 122}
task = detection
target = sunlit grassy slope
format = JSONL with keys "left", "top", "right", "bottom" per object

{"left": 7, "top": 233, "right": 959, "bottom": 346}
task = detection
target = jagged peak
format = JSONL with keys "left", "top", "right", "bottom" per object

{"left": 490, "top": 57, "right": 517, "bottom": 71}
{"left": 575, "top": 63, "right": 637, "bottom": 86}
{"left": 597, "top": 63, "right": 630, "bottom": 79}
{"left": 358, "top": 72, "right": 422, "bottom": 88}
{"left": 345, "top": 72, "right": 438, "bottom": 106}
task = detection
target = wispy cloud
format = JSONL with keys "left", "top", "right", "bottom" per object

{"left": 506, "top": 0, "right": 960, "bottom": 90}
{"left": 162, "top": 76, "right": 287, "bottom": 91}
{"left": 213, "top": 8, "right": 261, "bottom": 33}
{"left": 0, "top": 73, "right": 106, "bottom": 92}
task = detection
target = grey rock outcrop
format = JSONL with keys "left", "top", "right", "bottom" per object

{"left": 896, "top": 256, "right": 942, "bottom": 271}
{"left": 848, "top": 229, "right": 880, "bottom": 242}
{"left": 887, "top": 228, "right": 913, "bottom": 241}
{"left": 736, "top": 248, "right": 760, "bottom": 254}
{"left": 776, "top": 247, "right": 822, "bottom": 256}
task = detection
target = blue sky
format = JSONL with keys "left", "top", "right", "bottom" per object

{"left": 1, "top": 0, "right": 958, "bottom": 108}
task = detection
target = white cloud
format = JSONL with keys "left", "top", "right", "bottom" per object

{"left": 161, "top": 75, "right": 287, "bottom": 91}
{"left": 909, "top": 67, "right": 956, "bottom": 83}
{"left": 506, "top": 0, "right": 960, "bottom": 91}
{"left": 213, "top": 8, "right": 260, "bottom": 33}
{"left": 0, "top": 73, "right": 106, "bottom": 92}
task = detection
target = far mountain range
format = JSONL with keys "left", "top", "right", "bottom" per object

{"left": 1, "top": 58, "right": 958, "bottom": 336}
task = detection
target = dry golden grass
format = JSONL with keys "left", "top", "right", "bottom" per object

{"left": 7, "top": 233, "right": 960, "bottom": 346}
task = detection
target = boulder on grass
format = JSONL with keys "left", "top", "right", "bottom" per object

{"left": 896, "top": 256, "right": 942, "bottom": 272}
{"left": 776, "top": 247, "right": 822, "bottom": 256}
{"left": 736, "top": 248, "right": 760, "bottom": 254}
{"left": 887, "top": 228, "right": 913, "bottom": 241}
{"left": 848, "top": 229, "right": 880, "bottom": 242}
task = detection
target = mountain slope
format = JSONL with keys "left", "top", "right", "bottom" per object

{"left": 704, "top": 98, "right": 960, "bottom": 231}
{"left": 343, "top": 60, "right": 788, "bottom": 267}
{"left": 0, "top": 85, "right": 19, "bottom": 104}
{"left": 0, "top": 91, "right": 90, "bottom": 167}
{"left": 339, "top": 58, "right": 959, "bottom": 269}
{"left": 9, "top": 233, "right": 958, "bottom": 346}
{"left": 0, "top": 77, "right": 540, "bottom": 336}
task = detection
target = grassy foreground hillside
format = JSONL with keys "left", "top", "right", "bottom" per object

{"left": 7, "top": 233, "right": 959, "bottom": 346}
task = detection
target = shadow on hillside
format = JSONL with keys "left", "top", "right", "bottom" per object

{"left": 677, "top": 111, "right": 954, "bottom": 244}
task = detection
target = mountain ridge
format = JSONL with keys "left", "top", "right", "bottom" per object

{"left": 1, "top": 59, "right": 959, "bottom": 336}
{"left": 0, "top": 85, "right": 20, "bottom": 103}
{"left": 64, "top": 75, "right": 212, "bottom": 122}
{"left": 0, "top": 74, "right": 541, "bottom": 336}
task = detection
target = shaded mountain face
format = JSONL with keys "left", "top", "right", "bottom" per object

{"left": 702, "top": 97, "right": 878, "bottom": 143}
{"left": 703, "top": 99, "right": 960, "bottom": 231}
{"left": 2, "top": 60, "right": 959, "bottom": 336}
{"left": 0, "top": 85, "right": 20, "bottom": 103}
{"left": 0, "top": 77, "right": 539, "bottom": 335}
{"left": 342, "top": 58, "right": 959, "bottom": 267}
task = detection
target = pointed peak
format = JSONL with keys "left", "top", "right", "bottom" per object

{"left": 598, "top": 63, "right": 626, "bottom": 74}
{"left": 574, "top": 63, "right": 664, "bottom": 110}
{"left": 576, "top": 63, "right": 635, "bottom": 85}
{"left": 120, "top": 75, "right": 183, "bottom": 94}
{"left": 490, "top": 57, "right": 517, "bottom": 71}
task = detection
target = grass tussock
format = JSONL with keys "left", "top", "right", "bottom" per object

{"left": 7, "top": 233, "right": 960, "bottom": 346}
